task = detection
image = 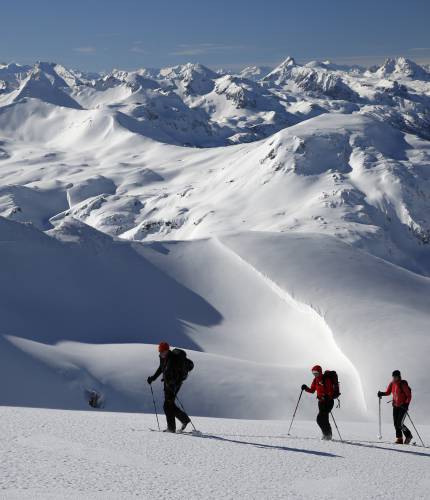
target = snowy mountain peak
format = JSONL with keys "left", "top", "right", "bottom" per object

{"left": 239, "top": 65, "right": 272, "bottom": 81}
{"left": 279, "top": 56, "right": 297, "bottom": 67}
{"left": 14, "top": 64, "right": 82, "bottom": 109}
{"left": 0, "top": 62, "right": 31, "bottom": 89}
{"left": 262, "top": 56, "right": 299, "bottom": 85}
{"left": 305, "top": 60, "right": 364, "bottom": 73}
{"left": 158, "top": 62, "right": 217, "bottom": 95}
{"left": 374, "top": 56, "right": 430, "bottom": 80}
{"left": 33, "top": 61, "right": 83, "bottom": 89}
{"left": 159, "top": 62, "right": 216, "bottom": 80}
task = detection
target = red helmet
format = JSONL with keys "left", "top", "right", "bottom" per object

{"left": 158, "top": 342, "right": 170, "bottom": 353}
{"left": 311, "top": 365, "right": 322, "bottom": 374}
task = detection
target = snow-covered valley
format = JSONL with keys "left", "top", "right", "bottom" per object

{"left": 1, "top": 56, "right": 430, "bottom": 496}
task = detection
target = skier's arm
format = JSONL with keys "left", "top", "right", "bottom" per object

{"left": 152, "top": 363, "right": 163, "bottom": 380}
{"left": 305, "top": 379, "right": 316, "bottom": 394}
{"left": 377, "top": 382, "right": 391, "bottom": 398}
{"left": 378, "top": 382, "right": 392, "bottom": 397}
{"left": 384, "top": 382, "right": 393, "bottom": 396}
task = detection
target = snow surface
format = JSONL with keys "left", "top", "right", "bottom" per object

{"left": 1, "top": 407, "right": 429, "bottom": 500}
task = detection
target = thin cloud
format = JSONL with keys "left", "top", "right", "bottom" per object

{"left": 409, "top": 47, "right": 430, "bottom": 52}
{"left": 131, "top": 42, "right": 146, "bottom": 54}
{"left": 170, "top": 43, "right": 248, "bottom": 56}
{"left": 171, "top": 48, "right": 208, "bottom": 56}
{"left": 74, "top": 46, "right": 97, "bottom": 54}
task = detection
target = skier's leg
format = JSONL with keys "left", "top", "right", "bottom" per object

{"left": 399, "top": 407, "right": 412, "bottom": 440}
{"left": 317, "top": 401, "right": 332, "bottom": 437}
{"left": 393, "top": 406, "right": 403, "bottom": 440}
{"left": 173, "top": 385, "right": 191, "bottom": 425}
{"left": 316, "top": 402, "right": 324, "bottom": 434}
{"left": 326, "top": 400, "right": 334, "bottom": 437}
{"left": 163, "top": 388, "right": 177, "bottom": 432}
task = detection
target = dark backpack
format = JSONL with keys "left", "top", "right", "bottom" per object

{"left": 323, "top": 370, "right": 341, "bottom": 399}
{"left": 399, "top": 380, "right": 411, "bottom": 396}
{"left": 171, "top": 348, "right": 194, "bottom": 381}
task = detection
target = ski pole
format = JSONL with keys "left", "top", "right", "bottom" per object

{"left": 175, "top": 394, "right": 197, "bottom": 432}
{"left": 287, "top": 389, "right": 303, "bottom": 435}
{"left": 378, "top": 396, "right": 382, "bottom": 440}
{"left": 406, "top": 412, "right": 426, "bottom": 447}
{"left": 150, "top": 384, "right": 160, "bottom": 431}
{"left": 330, "top": 412, "right": 343, "bottom": 441}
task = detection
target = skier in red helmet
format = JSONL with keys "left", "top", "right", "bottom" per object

{"left": 147, "top": 342, "right": 192, "bottom": 433}
{"left": 302, "top": 365, "right": 335, "bottom": 440}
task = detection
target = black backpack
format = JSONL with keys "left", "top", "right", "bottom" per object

{"left": 171, "top": 348, "right": 194, "bottom": 381}
{"left": 323, "top": 370, "right": 341, "bottom": 399}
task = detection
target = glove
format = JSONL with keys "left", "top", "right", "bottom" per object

{"left": 147, "top": 376, "right": 153, "bottom": 385}
{"left": 377, "top": 391, "right": 384, "bottom": 398}
{"left": 301, "top": 384, "right": 308, "bottom": 391}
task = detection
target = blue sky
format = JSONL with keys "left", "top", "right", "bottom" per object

{"left": 2, "top": 0, "right": 430, "bottom": 71}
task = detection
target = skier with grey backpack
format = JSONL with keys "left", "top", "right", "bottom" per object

{"left": 147, "top": 342, "right": 194, "bottom": 433}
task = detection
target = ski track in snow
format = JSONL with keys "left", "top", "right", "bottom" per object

{"left": 1, "top": 407, "right": 429, "bottom": 500}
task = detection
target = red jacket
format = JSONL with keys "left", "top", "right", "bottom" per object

{"left": 305, "top": 375, "right": 334, "bottom": 400}
{"left": 384, "top": 380, "right": 412, "bottom": 407}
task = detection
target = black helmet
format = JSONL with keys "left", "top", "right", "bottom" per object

{"left": 392, "top": 370, "right": 401, "bottom": 377}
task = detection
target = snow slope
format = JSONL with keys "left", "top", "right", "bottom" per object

{"left": 1, "top": 407, "right": 429, "bottom": 500}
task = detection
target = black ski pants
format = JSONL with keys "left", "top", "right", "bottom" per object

{"left": 163, "top": 382, "right": 190, "bottom": 432}
{"left": 317, "top": 399, "right": 334, "bottom": 437}
{"left": 393, "top": 406, "right": 412, "bottom": 439}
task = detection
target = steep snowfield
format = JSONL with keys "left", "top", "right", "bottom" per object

{"left": 1, "top": 407, "right": 430, "bottom": 500}
{"left": 0, "top": 55, "right": 429, "bottom": 430}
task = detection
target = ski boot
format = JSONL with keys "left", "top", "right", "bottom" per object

{"left": 178, "top": 420, "right": 191, "bottom": 433}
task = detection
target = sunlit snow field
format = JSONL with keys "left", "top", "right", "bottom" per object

{"left": 1, "top": 407, "right": 429, "bottom": 499}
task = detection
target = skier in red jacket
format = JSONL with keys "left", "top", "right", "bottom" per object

{"left": 378, "top": 370, "right": 413, "bottom": 444}
{"left": 302, "top": 365, "right": 334, "bottom": 440}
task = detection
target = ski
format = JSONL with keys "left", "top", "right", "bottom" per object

{"left": 147, "top": 427, "right": 203, "bottom": 435}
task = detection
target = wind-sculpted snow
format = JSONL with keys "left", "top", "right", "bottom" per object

{"left": 221, "top": 232, "right": 430, "bottom": 420}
